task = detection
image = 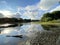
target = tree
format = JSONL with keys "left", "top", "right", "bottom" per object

{"left": 41, "top": 11, "right": 60, "bottom": 22}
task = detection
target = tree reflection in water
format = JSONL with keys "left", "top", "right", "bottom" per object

{"left": 30, "top": 24, "right": 60, "bottom": 45}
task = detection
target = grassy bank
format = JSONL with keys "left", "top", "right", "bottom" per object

{"left": 40, "top": 22, "right": 60, "bottom": 25}
{"left": 35, "top": 20, "right": 60, "bottom": 25}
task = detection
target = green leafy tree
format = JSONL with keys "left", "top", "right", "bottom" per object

{"left": 41, "top": 11, "right": 60, "bottom": 22}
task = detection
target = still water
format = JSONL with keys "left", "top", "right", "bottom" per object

{"left": 0, "top": 23, "right": 60, "bottom": 45}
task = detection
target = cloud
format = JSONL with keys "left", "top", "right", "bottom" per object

{"left": 0, "top": 0, "right": 14, "bottom": 11}
{"left": 0, "top": 10, "right": 14, "bottom": 17}
{"left": 0, "top": 0, "right": 14, "bottom": 18}
{"left": 38, "top": 0, "right": 60, "bottom": 10}
{"left": 0, "top": 0, "right": 60, "bottom": 19}
{"left": 17, "top": 0, "right": 60, "bottom": 19}
{"left": 50, "top": 5, "right": 60, "bottom": 12}
{"left": 17, "top": 5, "right": 44, "bottom": 19}
{"left": 0, "top": 10, "right": 22, "bottom": 18}
{"left": 22, "top": 6, "right": 40, "bottom": 19}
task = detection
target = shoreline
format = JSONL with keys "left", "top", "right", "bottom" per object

{"left": 35, "top": 21, "right": 60, "bottom": 25}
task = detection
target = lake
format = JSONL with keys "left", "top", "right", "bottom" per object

{"left": 0, "top": 22, "right": 60, "bottom": 45}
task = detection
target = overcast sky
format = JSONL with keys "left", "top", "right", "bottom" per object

{"left": 0, "top": 0, "right": 60, "bottom": 19}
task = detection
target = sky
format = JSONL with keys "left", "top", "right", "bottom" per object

{"left": 0, "top": 0, "right": 60, "bottom": 19}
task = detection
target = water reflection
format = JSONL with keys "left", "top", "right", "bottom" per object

{"left": 41, "top": 24, "right": 60, "bottom": 31}
{"left": 0, "top": 23, "right": 23, "bottom": 28}
{"left": 6, "top": 35, "right": 23, "bottom": 38}
{"left": 30, "top": 24, "right": 60, "bottom": 45}
{"left": 0, "top": 23, "right": 60, "bottom": 45}
{"left": 0, "top": 23, "right": 43, "bottom": 45}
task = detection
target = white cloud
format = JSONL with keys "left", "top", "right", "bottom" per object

{"left": 1, "top": 28, "right": 14, "bottom": 35}
{"left": 38, "top": 0, "right": 60, "bottom": 10}
{"left": 25, "top": 5, "right": 38, "bottom": 11}
{"left": 22, "top": 10, "right": 39, "bottom": 19}
{"left": 0, "top": 0, "right": 60, "bottom": 19}
{"left": 17, "top": 0, "right": 60, "bottom": 19}
{"left": 0, "top": 10, "right": 13, "bottom": 17}
{"left": 0, "top": 1, "right": 14, "bottom": 11}
{"left": 23, "top": 6, "right": 40, "bottom": 19}
{"left": 50, "top": 5, "right": 60, "bottom": 12}
{"left": 17, "top": 5, "right": 43, "bottom": 19}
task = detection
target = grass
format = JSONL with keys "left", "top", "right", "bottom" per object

{"left": 40, "top": 22, "right": 60, "bottom": 25}
{"left": 42, "top": 20, "right": 60, "bottom": 25}
{"left": 34, "top": 20, "right": 60, "bottom": 25}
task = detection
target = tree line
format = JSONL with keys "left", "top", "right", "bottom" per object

{"left": 41, "top": 11, "right": 60, "bottom": 22}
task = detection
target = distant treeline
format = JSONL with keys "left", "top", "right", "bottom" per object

{"left": 0, "top": 18, "right": 39, "bottom": 23}
{"left": 41, "top": 11, "right": 60, "bottom": 22}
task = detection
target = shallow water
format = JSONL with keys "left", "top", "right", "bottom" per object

{"left": 0, "top": 23, "right": 60, "bottom": 45}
